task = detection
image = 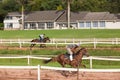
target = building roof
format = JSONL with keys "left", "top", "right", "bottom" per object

{"left": 7, "top": 12, "right": 21, "bottom": 16}
{"left": 56, "top": 11, "right": 88, "bottom": 22}
{"left": 25, "top": 10, "right": 64, "bottom": 22}
{"left": 6, "top": 10, "right": 119, "bottom": 22}
{"left": 114, "top": 13, "right": 120, "bottom": 21}
{"left": 79, "top": 12, "right": 117, "bottom": 21}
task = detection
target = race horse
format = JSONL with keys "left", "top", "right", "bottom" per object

{"left": 44, "top": 47, "right": 89, "bottom": 68}
{"left": 30, "top": 37, "right": 50, "bottom": 49}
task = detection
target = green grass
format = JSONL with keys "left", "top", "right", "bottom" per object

{"left": 0, "top": 49, "right": 120, "bottom": 69}
{"left": 0, "top": 29, "right": 120, "bottom": 68}
{"left": 0, "top": 49, "right": 120, "bottom": 56}
{"left": 0, "top": 58, "right": 119, "bottom": 69}
{"left": 0, "top": 29, "right": 120, "bottom": 39}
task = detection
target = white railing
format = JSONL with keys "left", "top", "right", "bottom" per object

{"left": 0, "top": 56, "right": 120, "bottom": 69}
{"left": 0, "top": 38, "right": 120, "bottom": 48}
{"left": 0, "top": 65, "right": 120, "bottom": 80}
{"left": 0, "top": 56, "right": 120, "bottom": 80}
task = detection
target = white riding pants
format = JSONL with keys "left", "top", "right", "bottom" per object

{"left": 67, "top": 48, "right": 73, "bottom": 61}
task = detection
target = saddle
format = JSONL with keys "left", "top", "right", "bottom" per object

{"left": 39, "top": 38, "right": 44, "bottom": 42}
{"left": 64, "top": 52, "right": 75, "bottom": 60}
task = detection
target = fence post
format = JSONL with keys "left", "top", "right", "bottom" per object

{"left": 55, "top": 42, "right": 58, "bottom": 48}
{"left": 0, "top": 39, "right": 2, "bottom": 44}
{"left": 93, "top": 38, "right": 97, "bottom": 49}
{"left": 90, "top": 56, "right": 92, "bottom": 69}
{"left": 115, "top": 38, "right": 118, "bottom": 45}
{"left": 27, "top": 55, "right": 30, "bottom": 65}
{"left": 52, "top": 38, "right": 55, "bottom": 43}
{"left": 19, "top": 42, "right": 22, "bottom": 48}
{"left": 38, "top": 65, "right": 40, "bottom": 80}
{"left": 18, "top": 39, "right": 22, "bottom": 48}
{"left": 73, "top": 38, "right": 75, "bottom": 43}
{"left": 65, "top": 39, "right": 66, "bottom": 44}
{"left": 112, "top": 39, "right": 114, "bottom": 44}
{"left": 10, "top": 39, "right": 12, "bottom": 44}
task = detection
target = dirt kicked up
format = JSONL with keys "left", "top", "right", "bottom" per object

{"left": 0, "top": 69, "right": 120, "bottom": 80}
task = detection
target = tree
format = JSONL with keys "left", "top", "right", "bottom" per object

{"left": 16, "top": 0, "right": 28, "bottom": 30}
{"left": 0, "top": 1, "right": 7, "bottom": 23}
{"left": 106, "top": 0, "right": 120, "bottom": 13}
{"left": 2, "top": 0, "right": 18, "bottom": 12}
{"left": 57, "top": 5, "right": 63, "bottom": 10}
{"left": 62, "top": 0, "right": 73, "bottom": 28}
{"left": 16, "top": 0, "right": 25, "bottom": 30}
{"left": 38, "top": 0, "right": 61, "bottom": 10}
{"left": 28, "top": 0, "right": 42, "bottom": 11}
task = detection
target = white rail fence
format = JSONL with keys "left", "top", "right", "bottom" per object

{"left": 0, "top": 65, "right": 120, "bottom": 80}
{"left": 0, "top": 38, "right": 120, "bottom": 48}
{"left": 0, "top": 56, "right": 120, "bottom": 80}
{"left": 0, "top": 56, "right": 120, "bottom": 69}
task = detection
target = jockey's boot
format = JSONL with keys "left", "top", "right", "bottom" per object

{"left": 40, "top": 38, "right": 42, "bottom": 42}
{"left": 70, "top": 54, "right": 73, "bottom": 61}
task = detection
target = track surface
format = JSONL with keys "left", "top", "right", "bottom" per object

{"left": 0, "top": 69, "right": 120, "bottom": 80}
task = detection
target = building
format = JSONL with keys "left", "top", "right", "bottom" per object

{"left": 3, "top": 10, "right": 120, "bottom": 30}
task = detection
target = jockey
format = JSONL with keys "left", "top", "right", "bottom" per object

{"left": 39, "top": 34, "right": 45, "bottom": 42}
{"left": 66, "top": 43, "right": 80, "bottom": 61}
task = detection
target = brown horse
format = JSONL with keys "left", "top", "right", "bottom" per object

{"left": 30, "top": 37, "right": 50, "bottom": 49}
{"left": 44, "top": 47, "right": 89, "bottom": 68}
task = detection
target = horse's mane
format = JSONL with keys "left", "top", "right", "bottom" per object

{"left": 44, "top": 37, "right": 49, "bottom": 39}
{"left": 75, "top": 47, "right": 85, "bottom": 55}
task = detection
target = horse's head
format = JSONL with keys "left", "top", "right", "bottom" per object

{"left": 81, "top": 47, "right": 89, "bottom": 57}
{"left": 77, "top": 47, "right": 89, "bottom": 57}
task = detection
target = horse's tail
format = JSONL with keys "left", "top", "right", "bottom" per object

{"left": 29, "top": 41, "right": 33, "bottom": 49}
{"left": 31, "top": 39, "right": 34, "bottom": 42}
{"left": 43, "top": 57, "right": 57, "bottom": 64}
{"left": 44, "top": 59, "right": 52, "bottom": 64}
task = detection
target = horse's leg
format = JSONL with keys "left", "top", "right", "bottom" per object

{"left": 40, "top": 44, "right": 42, "bottom": 48}
{"left": 30, "top": 44, "right": 36, "bottom": 49}
{"left": 30, "top": 44, "right": 34, "bottom": 48}
{"left": 57, "top": 61, "right": 65, "bottom": 67}
{"left": 70, "top": 60, "right": 78, "bottom": 68}
{"left": 78, "top": 64, "right": 86, "bottom": 77}
{"left": 77, "top": 60, "right": 86, "bottom": 68}
{"left": 44, "top": 44, "right": 46, "bottom": 47}
{"left": 40, "top": 44, "right": 44, "bottom": 48}
{"left": 41, "top": 44, "right": 46, "bottom": 48}
{"left": 59, "top": 63, "right": 70, "bottom": 77}
{"left": 79, "top": 64, "right": 86, "bottom": 68}
{"left": 33, "top": 44, "right": 36, "bottom": 47}
{"left": 30, "top": 45, "right": 32, "bottom": 48}
{"left": 61, "top": 63, "right": 65, "bottom": 67}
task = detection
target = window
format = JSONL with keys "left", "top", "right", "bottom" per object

{"left": 100, "top": 21, "right": 105, "bottom": 27}
{"left": 86, "top": 21, "right": 91, "bottom": 27}
{"left": 5, "top": 16, "right": 12, "bottom": 20}
{"left": 6, "top": 23, "right": 13, "bottom": 28}
{"left": 93, "top": 21, "right": 98, "bottom": 27}
{"left": 38, "top": 23, "right": 45, "bottom": 29}
{"left": 24, "top": 23, "right": 28, "bottom": 29}
{"left": 30, "top": 23, "right": 36, "bottom": 29}
{"left": 79, "top": 22, "right": 84, "bottom": 27}
{"left": 59, "top": 23, "right": 63, "bottom": 27}
{"left": 46, "top": 22, "right": 54, "bottom": 29}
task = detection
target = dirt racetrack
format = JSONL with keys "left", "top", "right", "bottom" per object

{"left": 0, "top": 68, "right": 120, "bottom": 80}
